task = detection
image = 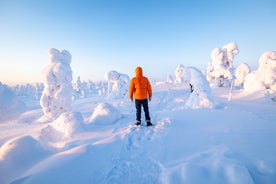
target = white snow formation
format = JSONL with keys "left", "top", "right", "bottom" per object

{"left": 39, "top": 111, "right": 84, "bottom": 148}
{"left": 181, "top": 66, "right": 214, "bottom": 109}
{"left": 40, "top": 48, "right": 73, "bottom": 120}
{"left": 89, "top": 103, "right": 122, "bottom": 125}
{"left": 105, "top": 70, "right": 130, "bottom": 99}
{"left": 244, "top": 50, "right": 276, "bottom": 96}
{"left": 206, "top": 42, "right": 239, "bottom": 87}
{"left": 174, "top": 64, "right": 186, "bottom": 84}
{"left": 0, "top": 136, "right": 48, "bottom": 184}
{"left": 235, "top": 63, "right": 251, "bottom": 86}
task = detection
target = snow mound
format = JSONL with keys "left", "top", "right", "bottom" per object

{"left": 89, "top": 103, "right": 122, "bottom": 125}
{"left": 0, "top": 136, "right": 48, "bottom": 184}
{"left": 0, "top": 82, "right": 26, "bottom": 122}
{"left": 40, "top": 112, "right": 84, "bottom": 147}
{"left": 183, "top": 67, "right": 214, "bottom": 109}
{"left": 51, "top": 111, "right": 84, "bottom": 136}
{"left": 0, "top": 136, "right": 46, "bottom": 161}
{"left": 160, "top": 146, "right": 253, "bottom": 184}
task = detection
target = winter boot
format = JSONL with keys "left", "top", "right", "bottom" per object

{"left": 135, "top": 121, "right": 141, "bottom": 126}
{"left": 146, "top": 120, "right": 153, "bottom": 126}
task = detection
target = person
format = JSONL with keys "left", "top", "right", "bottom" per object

{"left": 129, "top": 66, "right": 153, "bottom": 126}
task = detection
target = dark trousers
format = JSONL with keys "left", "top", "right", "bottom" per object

{"left": 135, "top": 99, "right": 150, "bottom": 122}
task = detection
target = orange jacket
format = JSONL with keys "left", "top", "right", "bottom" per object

{"left": 129, "top": 67, "right": 152, "bottom": 100}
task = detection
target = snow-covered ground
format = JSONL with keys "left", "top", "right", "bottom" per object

{"left": 0, "top": 82, "right": 275, "bottom": 184}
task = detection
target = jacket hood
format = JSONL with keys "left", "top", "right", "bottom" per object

{"left": 135, "top": 67, "right": 143, "bottom": 76}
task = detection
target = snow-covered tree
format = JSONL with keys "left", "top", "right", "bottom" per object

{"left": 166, "top": 75, "right": 174, "bottom": 83}
{"left": 206, "top": 42, "right": 239, "bottom": 87}
{"left": 11, "top": 83, "right": 44, "bottom": 100}
{"left": 235, "top": 63, "right": 250, "bottom": 86}
{"left": 95, "top": 81, "right": 108, "bottom": 96}
{"left": 244, "top": 50, "right": 276, "bottom": 100}
{"left": 174, "top": 64, "right": 185, "bottom": 84}
{"left": 205, "top": 62, "right": 214, "bottom": 82}
{"left": 105, "top": 70, "right": 130, "bottom": 99}
{"left": 223, "top": 42, "right": 239, "bottom": 67}
{"left": 181, "top": 67, "right": 214, "bottom": 109}
{"left": 40, "top": 48, "right": 73, "bottom": 120}
{"left": 34, "top": 83, "right": 44, "bottom": 100}
{"left": 73, "top": 76, "right": 88, "bottom": 99}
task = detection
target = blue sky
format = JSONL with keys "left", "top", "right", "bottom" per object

{"left": 0, "top": 0, "right": 275, "bottom": 84}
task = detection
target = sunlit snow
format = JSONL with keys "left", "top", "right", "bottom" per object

{"left": 0, "top": 48, "right": 275, "bottom": 184}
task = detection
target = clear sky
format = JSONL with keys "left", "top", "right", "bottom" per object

{"left": 0, "top": 0, "right": 275, "bottom": 84}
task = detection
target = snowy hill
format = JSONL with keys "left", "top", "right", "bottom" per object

{"left": 0, "top": 83, "right": 275, "bottom": 184}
